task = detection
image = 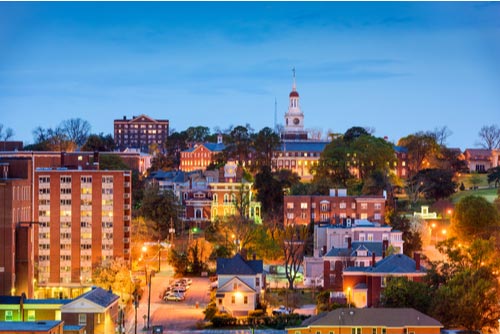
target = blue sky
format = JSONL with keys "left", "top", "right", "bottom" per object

{"left": 0, "top": 2, "right": 499, "bottom": 149}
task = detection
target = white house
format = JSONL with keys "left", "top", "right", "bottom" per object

{"left": 215, "top": 254, "right": 265, "bottom": 317}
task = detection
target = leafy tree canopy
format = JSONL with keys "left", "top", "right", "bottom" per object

{"left": 451, "top": 195, "right": 499, "bottom": 242}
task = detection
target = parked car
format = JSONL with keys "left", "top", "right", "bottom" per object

{"left": 164, "top": 292, "right": 185, "bottom": 302}
{"left": 272, "top": 305, "right": 292, "bottom": 315}
{"left": 179, "top": 278, "right": 192, "bottom": 285}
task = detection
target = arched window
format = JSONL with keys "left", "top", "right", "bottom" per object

{"left": 213, "top": 194, "right": 218, "bottom": 203}
{"left": 223, "top": 194, "right": 229, "bottom": 203}
{"left": 195, "top": 209, "right": 202, "bottom": 219}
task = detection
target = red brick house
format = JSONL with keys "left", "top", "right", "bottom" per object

{"left": 341, "top": 253, "right": 425, "bottom": 308}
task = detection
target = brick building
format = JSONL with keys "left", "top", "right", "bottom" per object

{"left": 0, "top": 152, "right": 131, "bottom": 299}
{"left": 114, "top": 114, "right": 169, "bottom": 152}
{"left": 284, "top": 189, "right": 386, "bottom": 226}
{"left": 0, "top": 159, "right": 34, "bottom": 298}
{"left": 34, "top": 168, "right": 131, "bottom": 298}
{"left": 179, "top": 135, "right": 225, "bottom": 172}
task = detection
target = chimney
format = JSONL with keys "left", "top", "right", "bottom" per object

{"left": 323, "top": 261, "right": 331, "bottom": 289}
{"left": 347, "top": 237, "right": 352, "bottom": 249}
{"left": 382, "top": 240, "right": 388, "bottom": 258}
{"left": 372, "top": 252, "right": 376, "bottom": 267}
{"left": 252, "top": 253, "right": 256, "bottom": 261}
{"left": 123, "top": 115, "right": 126, "bottom": 120}
{"left": 60, "top": 152, "right": 65, "bottom": 167}
{"left": 414, "top": 252, "right": 421, "bottom": 271}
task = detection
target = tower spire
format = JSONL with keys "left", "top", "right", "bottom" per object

{"left": 292, "top": 67, "right": 296, "bottom": 91}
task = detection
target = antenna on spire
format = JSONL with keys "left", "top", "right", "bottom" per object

{"left": 292, "top": 67, "right": 296, "bottom": 90}
{"left": 274, "top": 97, "right": 278, "bottom": 133}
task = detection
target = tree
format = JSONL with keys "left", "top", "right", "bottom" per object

{"left": 164, "top": 131, "right": 189, "bottom": 169}
{"left": 252, "top": 127, "right": 280, "bottom": 169}
{"left": 92, "top": 258, "right": 135, "bottom": 301}
{"left": 487, "top": 166, "right": 500, "bottom": 187}
{"left": 451, "top": 195, "right": 499, "bottom": 242}
{"left": 434, "top": 147, "right": 468, "bottom": 173}
{"left": 477, "top": 124, "right": 500, "bottom": 149}
{"left": 61, "top": 118, "right": 91, "bottom": 147}
{"left": 185, "top": 126, "right": 210, "bottom": 143}
{"left": 350, "top": 134, "right": 396, "bottom": 179}
{"left": 81, "top": 133, "right": 115, "bottom": 151}
{"left": 429, "top": 126, "right": 452, "bottom": 146}
{"left": 429, "top": 238, "right": 500, "bottom": 331}
{"left": 412, "top": 168, "right": 457, "bottom": 202}
{"left": 343, "top": 126, "right": 371, "bottom": 143}
{"left": 224, "top": 125, "right": 253, "bottom": 165}
{"left": 397, "top": 132, "right": 439, "bottom": 176}
{"left": 379, "top": 277, "right": 433, "bottom": 313}
{"left": 386, "top": 212, "right": 422, "bottom": 257}
{"left": 254, "top": 166, "right": 284, "bottom": 217}
{"left": 278, "top": 224, "right": 310, "bottom": 290}
{"left": 314, "top": 137, "right": 355, "bottom": 188}
{"left": 139, "top": 184, "right": 181, "bottom": 238}
{"left": 0, "top": 123, "right": 15, "bottom": 150}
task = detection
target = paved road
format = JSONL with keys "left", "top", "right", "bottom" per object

{"left": 124, "top": 265, "right": 211, "bottom": 333}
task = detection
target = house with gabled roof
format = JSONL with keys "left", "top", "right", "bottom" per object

{"left": 215, "top": 254, "right": 265, "bottom": 317}
{"left": 61, "top": 287, "right": 119, "bottom": 334}
{"left": 343, "top": 253, "right": 425, "bottom": 308}
{"left": 287, "top": 308, "right": 442, "bottom": 334}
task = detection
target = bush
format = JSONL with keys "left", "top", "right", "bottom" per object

{"left": 211, "top": 314, "right": 237, "bottom": 327}
{"left": 203, "top": 301, "right": 217, "bottom": 321}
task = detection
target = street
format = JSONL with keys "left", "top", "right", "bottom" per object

{"left": 124, "top": 263, "right": 211, "bottom": 333}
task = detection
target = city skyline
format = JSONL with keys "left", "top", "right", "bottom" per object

{"left": 1, "top": 2, "right": 499, "bottom": 149}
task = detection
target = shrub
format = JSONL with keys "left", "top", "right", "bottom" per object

{"left": 211, "top": 314, "right": 237, "bottom": 327}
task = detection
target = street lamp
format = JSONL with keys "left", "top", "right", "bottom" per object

{"left": 441, "top": 229, "right": 447, "bottom": 241}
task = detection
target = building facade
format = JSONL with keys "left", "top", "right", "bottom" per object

{"left": 0, "top": 159, "right": 34, "bottom": 298}
{"left": 114, "top": 114, "right": 169, "bottom": 152}
{"left": 179, "top": 136, "right": 225, "bottom": 172}
{"left": 34, "top": 168, "right": 131, "bottom": 298}
{"left": 215, "top": 254, "right": 265, "bottom": 317}
{"left": 287, "top": 308, "right": 442, "bottom": 334}
{"left": 284, "top": 189, "right": 386, "bottom": 226}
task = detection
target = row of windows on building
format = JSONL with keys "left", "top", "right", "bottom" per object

{"left": 115, "top": 123, "right": 167, "bottom": 128}
{"left": 39, "top": 176, "right": 114, "bottom": 183}
{"left": 287, "top": 202, "right": 382, "bottom": 210}
{"left": 286, "top": 212, "right": 382, "bottom": 220}
{"left": 293, "top": 328, "right": 395, "bottom": 334}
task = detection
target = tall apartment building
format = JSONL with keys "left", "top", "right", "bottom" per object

{"left": 34, "top": 168, "right": 132, "bottom": 298}
{"left": 114, "top": 114, "right": 169, "bottom": 153}
{"left": 0, "top": 151, "right": 132, "bottom": 299}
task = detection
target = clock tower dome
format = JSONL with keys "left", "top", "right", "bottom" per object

{"left": 282, "top": 68, "right": 308, "bottom": 140}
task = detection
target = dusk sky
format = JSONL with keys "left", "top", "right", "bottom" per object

{"left": 0, "top": 2, "right": 499, "bottom": 149}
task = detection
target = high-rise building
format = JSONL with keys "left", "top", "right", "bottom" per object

{"left": 0, "top": 152, "right": 132, "bottom": 299}
{"left": 114, "top": 114, "right": 169, "bottom": 153}
{"left": 34, "top": 168, "right": 131, "bottom": 298}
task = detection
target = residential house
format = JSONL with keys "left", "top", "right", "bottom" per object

{"left": 215, "top": 254, "right": 265, "bottom": 317}
{"left": 61, "top": 287, "right": 119, "bottom": 334}
{"left": 286, "top": 308, "right": 442, "bottom": 334}
{"left": 464, "top": 148, "right": 499, "bottom": 173}
{"left": 342, "top": 253, "right": 425, "bottom": 308}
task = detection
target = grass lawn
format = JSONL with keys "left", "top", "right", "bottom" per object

{"left": 451, "top": 187, "right": 498, "bottom": 204}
